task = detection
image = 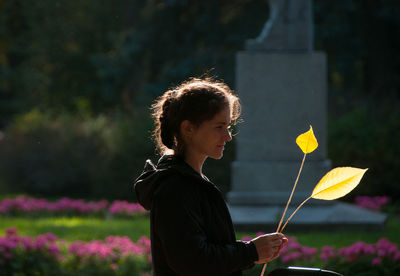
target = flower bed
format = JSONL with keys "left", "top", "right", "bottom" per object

{"left": 0, "top": 228, "right": 151, "bottom": 275}
{"left": 1, "top": 195, "right": 390, "bottom": 218}
{"left": 2, "top": 227, "right": 400, "bottom": 275}
{"left": 354, "top": 195, "right": 390, "bottom": 211}
{"left": 0, "top": 196, "right": 147, "bottom": 217}
{"left": 243, "top": 233, "right": 400, "bottom": 275}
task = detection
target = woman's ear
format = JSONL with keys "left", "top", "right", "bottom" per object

{"left": 180, "top": 120, "right": 194, "bottom": 141}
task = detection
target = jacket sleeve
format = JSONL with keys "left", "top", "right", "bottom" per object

{"left": 152, "top": 177, "right": 258, "bottom": 275}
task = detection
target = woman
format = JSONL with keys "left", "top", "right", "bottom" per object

{"left": 134, "top": 78, "right": 287, "bottom": 276}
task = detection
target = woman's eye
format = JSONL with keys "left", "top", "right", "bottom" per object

{"left": 216, "top": 125, "right": 231, "bottom": 130}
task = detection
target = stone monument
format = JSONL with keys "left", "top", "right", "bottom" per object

{"left": 227, "top": 0, "right": 386, "bottom": 231}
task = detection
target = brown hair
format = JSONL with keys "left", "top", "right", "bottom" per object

{"left": 151, "top": 77, "right": 241, "bottom": 155}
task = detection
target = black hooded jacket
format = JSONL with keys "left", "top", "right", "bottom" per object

{"left": 134, "top": 155, "right": 258, "bottom": 276}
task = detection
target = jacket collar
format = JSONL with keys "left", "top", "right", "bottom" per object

{"left": 134, "top": 154, "right": 217, "bottom": 210}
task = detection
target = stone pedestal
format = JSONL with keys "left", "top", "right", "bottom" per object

{"left": 227, "top": 51, "right": 330, "bottom": 206}
{"left": 227, "top": 51, "right": 387, "bottom": 230}
{"left": 228, "top": 203, "right": 387, "bottom": 232}
{"left": 228, "top": 160, "right": 331, "bottom": 206}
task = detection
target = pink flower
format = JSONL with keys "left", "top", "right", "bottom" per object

{"left": 354, "top": 196, "right": 390, "bottom": 211}
{"left": 67, "top": 235, "right": 152, "bottom": 261}
{"left": 97, "top": 246, "right": 112, "bottom": 259}
{"left": 110, "top": 263, "right": 118, "bottom": 270}
{"left": 108, "top": 200, "right": 147, "bottom": 216}
{"left": 48, "top": 244, "right": 61, "bottom": 256}
{"left": 0, "top": 196, "right": 110, "bottom": 215}
{"left": 69, "top": 241, "right": 85, "bottom": 254}
{"left": 5, "top": 228, "right": 18, "bottom": 237}
{"left": 20, "top": 237, "right": 36, "bottom": 250}
{"left": 371, "top": 257, "right": 382, "bottom": 265}
{"left": 0, "top": 238, "right": 17, "bottom": 250}
{"left": 255, "top": 232, "right": 265, "bottom": 237}
{"left": 286, "top": 237, "right": 302, "bottom": 250}
{"left": 282, "top": 252, "right": 302, "bottom": 263}
{"left": 302, "top": 246, "right": 317, "bottom": 256}
{"left": 320, "top": 246, "right": 335, "bottom": 260}
{"left": 241, "top": 236, "right": 251, "bottom": 242}
{"left": 43, "top": 233, "right": 58, "bottom": 242}
{"left": 363, "top": 244, "right": 376, "bottom": 255}
{"left": 36, "top": 236, "right": 47, "bottom": 250}
{"left": 393, "top": 251, "right": 400, "bottom": 261}
{"left": 138, "top": 236, "right": 151, "bottom": 251}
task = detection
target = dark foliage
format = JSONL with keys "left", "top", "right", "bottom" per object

{"left": 0, "top": 0, "right": 399, "bottom": 199}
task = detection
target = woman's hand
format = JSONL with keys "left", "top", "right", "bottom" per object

{"left": 251, "top": 233, "right": 288, "bottom": 264}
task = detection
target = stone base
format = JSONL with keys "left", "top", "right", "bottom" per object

{"left": 228, "top": 160, "right": 331, "bottom": 206}
{"left": 228, "top": 202, "right": 387, "bottom": 232}
{"left": 227, "top": 191, "right": 334, "bottom": 206}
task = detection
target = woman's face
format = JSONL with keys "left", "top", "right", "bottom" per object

{"left": 185, "top": 106, "right": 233, "bottom": 160}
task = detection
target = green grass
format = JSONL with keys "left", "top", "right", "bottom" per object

{"left": 1, "top": 215, "right": 399, "bottom": 249}
{"left": 0, "top": 216, "right": 150, "bottom": 242}
{"left": 285, "top": 217, "right": 400, "bottom": 248}
{"left": 238, "top": 216, "right": 400, "bottom": 248}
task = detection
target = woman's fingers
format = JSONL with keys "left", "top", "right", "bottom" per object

{"left": 270, "top": 239, "right": 283, "bottom": 246}
{"left": 251, "top": 232, "right": 288, "bottom": 264}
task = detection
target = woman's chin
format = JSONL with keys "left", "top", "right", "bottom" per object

{"left": 210, "top": 152, "right": 224, "bottom": 160}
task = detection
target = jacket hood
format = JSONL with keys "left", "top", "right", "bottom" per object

{"left": 134, "top": 155, "right": 204, "bottom": 210}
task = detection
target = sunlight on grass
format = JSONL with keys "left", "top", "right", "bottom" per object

{"left": 1, "top": 215, "right": 399, "bottom": 249}
{"left": 0, "top": 216, "right": 150, "bottom": 242}
{"left": 50, "top": 217, "right": 85, "bottom": 227}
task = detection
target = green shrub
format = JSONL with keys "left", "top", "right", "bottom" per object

{"left": 328, "top": 105, "right": 400, "bottom": 199}
{"left": 0, "top": 108, "right": 155, "bottom": 200}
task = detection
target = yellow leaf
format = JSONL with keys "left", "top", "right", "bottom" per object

{"left": 296, "top": 125, "right": 318, "bottom": 154}
{"left": 311, "top": 167, "right": 368, "bottom": 200}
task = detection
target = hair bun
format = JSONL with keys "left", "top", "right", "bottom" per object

{"left": 151, "top": 78, "right": 240, "bottom": 155}
{"left": 159, "top": 94, "right": 177, "bottom": 149}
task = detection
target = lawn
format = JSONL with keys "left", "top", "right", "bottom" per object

{"left": 2, "top": 213, "right": 400, "bottom": 275}
{"left": 284, "top": 217, "right": 400, "bottom": 248}
{"left": 0, "top": 216, "right": 150, "bottom": 242}
{"left": 1, "top": 214, "right": 399, "bottom": 249}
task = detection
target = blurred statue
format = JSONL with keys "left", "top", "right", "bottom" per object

{"left": 246, "top": 0, "right": 313, "bottom": 51}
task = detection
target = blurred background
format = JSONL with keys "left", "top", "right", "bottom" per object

{"left": 0, "top": 0, "right": 399, "bottom": 202}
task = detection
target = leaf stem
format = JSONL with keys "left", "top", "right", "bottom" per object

{"left": 276, "top": 153, "right": 307, "bottom": 233}
{"left": 260, "top": 131, "right": 312, "bottom": 276}
{"left": 280, "top": 196, "right": 312, "bottom": 233}
{"left": 260, "top": 263, "right": 267, "bottom": 276}
{"left": 261, "top": 195, "right": 310, "bottom": 276}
